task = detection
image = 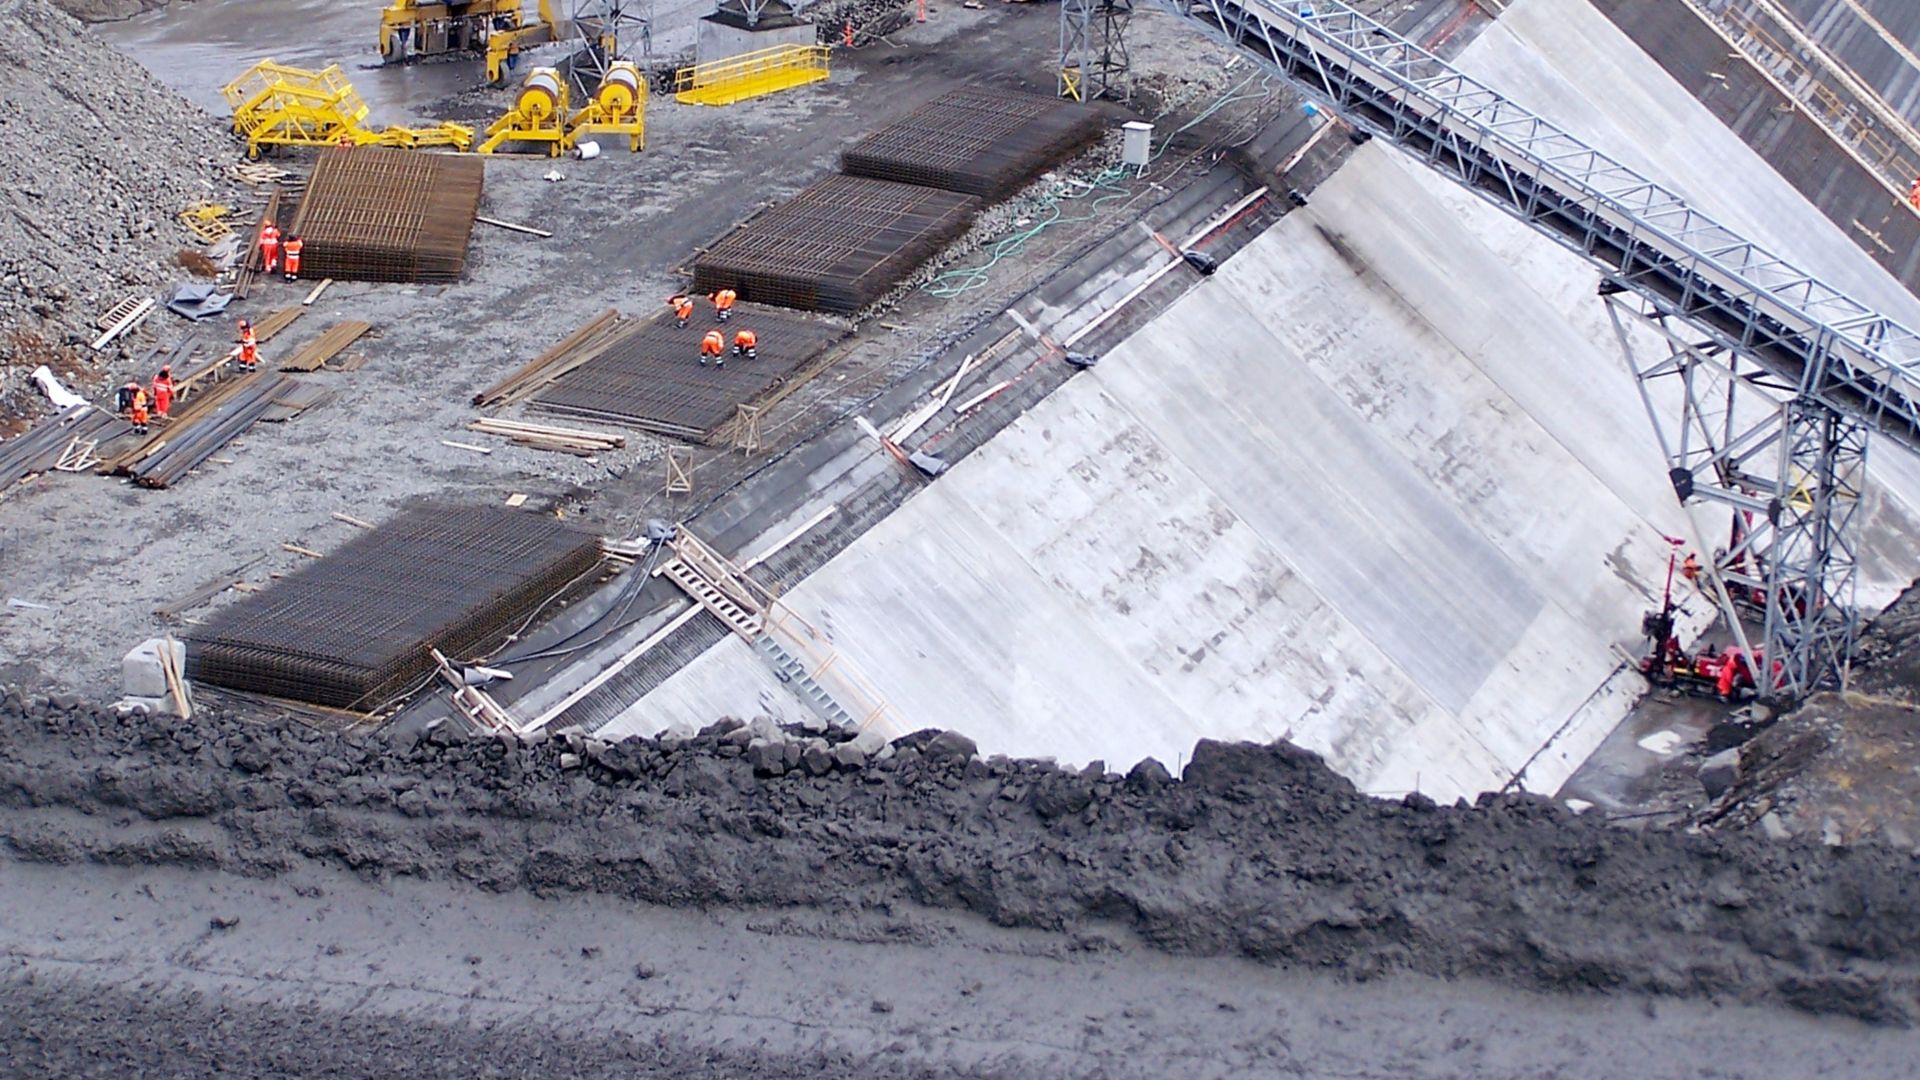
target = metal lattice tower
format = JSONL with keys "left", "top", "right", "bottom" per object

{"left": 1171, "top": 0, "right": 1920, "bottom": 700}
{"left": 1060, "top": 0, "right": 1132, "bottom": 101}
{"left": 564, "top": 0, "right": 653, "bottom": 97}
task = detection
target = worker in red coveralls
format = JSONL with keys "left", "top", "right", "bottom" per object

{"left": 732, "top": 327, "right": 757, "bottom": 360}
{"left": 1909, "top": 176, "right": 1920, "bottom": 212}
{"left": 711, "top": 287, "right": 737, "bottom": 323}
{"left": 258, "top": 222, "right": 281, "bottom": 275}
{"left": 238, "top": 317, "right": 256, "bottom": 352}
{"left": 1715, "top": 646, "right": 1747, "bottom": 700}
{"left": 700, "top": 329, "right": 726, "bottom": 367}
{"left": 150, "top": 365, "right": 174, "bottom": 419}
{"left": 283, "top": 234, "right": 304, "bottom": 282}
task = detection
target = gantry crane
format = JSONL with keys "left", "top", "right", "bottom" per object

{"left": 378, "top": 0, "right": 559, "bottom": 86}
{"left": 1168, "top": 0, "right": 1920, "bottom": 702}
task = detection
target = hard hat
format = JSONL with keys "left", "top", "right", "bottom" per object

{"left": 159, "top": 365, "right": 171, "bottom": 377}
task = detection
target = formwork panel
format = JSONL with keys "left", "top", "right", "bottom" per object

{"left": 185, "top": 504, "right": 599, "bottom": 710}
{"left": 289, "top": 147, "right": 484, "bottom": 283}
{"left": 531, "top": 304, "right": 848, "bottom": 441}
{"left": 840, "top": 86, "right": 1105, "bottom": 200}
{"left": 692, "top": 175, "right": 979, "bottom": 314}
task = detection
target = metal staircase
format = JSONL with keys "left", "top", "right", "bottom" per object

{"left": 751, "top": 633, "right": 857, "bottom": 729}
{"left": 1171, "top": 0, "right": 1920, "bottom": 697}
{"left": 662, "top": 529, "right": 898, "bottom": 733}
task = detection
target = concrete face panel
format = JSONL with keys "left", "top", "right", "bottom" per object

{"left": 597, "top": 4, "right": 1920, "bottom": 800}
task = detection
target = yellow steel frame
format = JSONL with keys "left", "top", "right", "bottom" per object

{"left": 223, "top": 60, "right": 474, "bottom": 157}
{"left": 673, "top": 45, "right": 830, "bottom": 107}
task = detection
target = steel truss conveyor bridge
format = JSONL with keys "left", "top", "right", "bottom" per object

{"left": 1171, "top": 0, "right": 1920, "bottom": 700}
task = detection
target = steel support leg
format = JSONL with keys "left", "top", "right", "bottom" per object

{"left": 1604, "top": 287, "right": 1865, "bottom": 701}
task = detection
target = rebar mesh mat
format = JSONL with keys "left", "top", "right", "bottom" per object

{"left": 692, "top": 175, "right": 979, "bottom": 314}
{"left": 288, "top": 147, "right": 484, "bottom": 283}
{"left": 531, "top": 304, "right": 848, "bottom": 441}
{"left": 185, "top": 504, "right": 601, "bottom": 710}
{"left": 840, "top": 86, "right": 1105, "bottom": 200}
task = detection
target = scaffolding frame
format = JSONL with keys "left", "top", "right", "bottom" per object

{"left": 1059, "top": 0, "right": 1132, "bottom": 101}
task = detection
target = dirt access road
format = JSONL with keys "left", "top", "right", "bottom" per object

{"left": 3, "top": 694, "right": 1919, "bottom": 1076}
{"left": 5, "top": 860, "right": 1911, "bottom": 1079}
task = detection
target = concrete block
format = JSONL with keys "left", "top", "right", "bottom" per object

{"left": 695, "top": 15, "right": 816, "bottom": 67}
{"left": 122, "top": 638, "right": 185, "bottom": 700}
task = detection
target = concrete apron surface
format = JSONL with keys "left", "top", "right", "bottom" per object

{"left": 598, "top": 0, "right": 1920, "bottom": 802}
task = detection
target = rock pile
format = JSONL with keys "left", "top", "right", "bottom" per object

{"left": 0, "top": 0, "right": 232, "bottom": 356}
{"left": 5, "top": 687, "right": 1920, "bottom": 1025}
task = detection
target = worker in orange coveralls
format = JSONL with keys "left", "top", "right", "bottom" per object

{"left": 283, "top": 234, "right": 304, "bottom": 282}
{"left": 119, "top": 381, "right": 149, "bottom": 435}
{"left": 732, "top": 327, "right": 757, "bottom": 360}
{"left": 700, "top": 329, "right": 726, "bottom": 367}
{"left": 670, "top": 294, "right": 694, "bottom": 328}
{"left": 711, "top": 287, "right": 737, "bottom": 322}
{"left": 150, "top": 365, "right": 174, "bottom": 419}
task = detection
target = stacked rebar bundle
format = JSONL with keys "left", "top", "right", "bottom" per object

{"left": 289, "top": 147, "right": 484, "bottom": 283}
{"left": 532, "top": 304, "right": 847, "bottom": 440}
{"left": 185, "top": 504, "right": 601, "bottom": 710}
{"left": 692, "top": 175, "right": 979, "bottom": 314}
{"left": 840, "top": 86, "right": 1104, "bottom": 199}
{"left": 98, "top": 371, "right": 299, "bottom": 489}
{"left": 0, "top": 406, "right": 132, "bottom": 493}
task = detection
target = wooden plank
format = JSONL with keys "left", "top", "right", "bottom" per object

{"left": 302, "top": 278, "right": 333, "bottom": 306}
{"left": 473, "top": 309, "right": 620, "bottom": 407}
{"left": 475, "top": 215, "right": 554, "bottom": 238}
{"left": 442, "top": 440, "right": 493, "bottom": 455}
{"left": 504, "top": 493, "right": 528, "bottom": 507}
{"left": 161, "top": 635, "right": 193, "bottom": 720}
{"left": 331, "top": 511, "right": 375, "bottom": 529}
{"left": 154, "top": 554, "right": 270, "bottom": 618}
{"left": 469, "top": 417, "right": 624, "bottom": 447}
{"left": 278, "top": 321, "right": 372, "bottom": 372}
{"left": 281, "top": 543, "right": 323, "bottom": 558}
{"left": 253, "top": 307, "right": 304, "bottom": 343}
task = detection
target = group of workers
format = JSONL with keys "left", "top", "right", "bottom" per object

{"left": 116, "top": 365, "right": 174, "bottom": 435}
{"left": 669, "top": 289, "right": 758, "bottom": 368}
{"left": 116, "top": 316, "right": 265, "bottom": 432}
{"left": 256, "top": 222, "right": 306, "bottom": 282}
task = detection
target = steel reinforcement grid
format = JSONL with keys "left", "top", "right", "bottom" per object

{"left": 692, "top": 175, "right": 980, "bottom": 314}
{"left": 288, "top": 147, "right": 484, "bottom": 283}
{"left": 185, "top": 504, "right": 601, "bottom": 710}
{"left": 839, "top": 86, "right": 1105, "bottom": 200}
{"left": 531, "top": 304, "right": 849, "bottom": 441}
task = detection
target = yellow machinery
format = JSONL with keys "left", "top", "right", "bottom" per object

{"left": 673, "top": 44, "right": 831, "bottom": 107}
{"left": 378, "top": 0, "right": 558, "bottom": 86}
{"left": 478, "top": 67, "right": 570, "bottom": 155}
{"left": 222, "top": 60, "right": 474, "bottom": 157}
{"left": 563, "top": 60, "right": 647, "bottom": 153}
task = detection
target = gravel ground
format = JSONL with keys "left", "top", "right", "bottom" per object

{"left": 0, "top": 3, "right": 1288, "bottom": 696}
{"left": 0, "top": 0, "right": 233, "bottom": 429}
